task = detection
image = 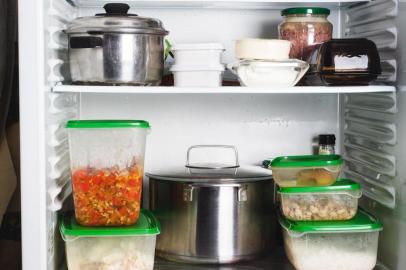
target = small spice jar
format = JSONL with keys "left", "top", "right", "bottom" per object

{"left": 279, "top": 7, "right": 333, "bottom": 61}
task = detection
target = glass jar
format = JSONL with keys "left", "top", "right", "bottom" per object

{"left": 279, "top": 7, "right": 333, "bottom": 61}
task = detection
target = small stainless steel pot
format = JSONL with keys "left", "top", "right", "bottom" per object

{"left": 65, "top": 3, "right": 168, "bottom": 85}
{"left": 147, "top": 145, "right": 275, "bottom": 264}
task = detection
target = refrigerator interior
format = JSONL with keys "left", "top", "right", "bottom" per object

{"left": 18, "top": 0, "right": 404, "bottom": 269}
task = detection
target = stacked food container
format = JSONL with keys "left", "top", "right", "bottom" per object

{"left": 170, "top": 43, "right": 225, "bottom": 87}
{"left": 60, "top": 120, "right": 160, "bottom": 270}
{"left": 269, "top": 155, "right": 383, "bottom": 270}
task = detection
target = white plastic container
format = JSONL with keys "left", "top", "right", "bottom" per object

{"left": 279, "top": 209, "right": 383, "bottom": 270}
{"left": 235, "top": 38, "right": 291, "bottom": 60}
{"left": 66, "top": 120, "right": 150, "bottom": 226}
{"left": 171, "top": 64, "right": 224, "bottom": 87}
{"left": 172, "top": 43, "right": 224, "bottom": 66}
{"left": 60, "top": 210, "right": 160, "bottom": 270}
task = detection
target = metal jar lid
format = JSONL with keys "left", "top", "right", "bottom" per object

{"left": 146, "top": 145, "right": 273, "bottom": 184}
{"left": 66, "top": 3, "right": 169, "bottom": 35}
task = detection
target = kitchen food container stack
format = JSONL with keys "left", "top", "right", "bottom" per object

{"left": 268, "top": 154, "right": 383, "bottom": 270}
{"left": 229, "top": 38, "right": 309, "bottom": 87}
{"left": 63, "top": 119, "right": 160, "bottom": 270}
{"left": 170, "top": 43, "right": 225, "bottom": 87}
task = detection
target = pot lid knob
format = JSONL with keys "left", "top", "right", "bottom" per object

{"left": 103, "top": 3, "right": 131, "bottom": 15}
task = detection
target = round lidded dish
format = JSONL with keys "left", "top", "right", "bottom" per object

{"left": 278, "top": 7, "right": 333, "bottom": 61}
{"left": 66, "top": 3, "right": 169, "bottom": 85}
{"left": 147, "top": 145, "right": 274, "bottom": 264}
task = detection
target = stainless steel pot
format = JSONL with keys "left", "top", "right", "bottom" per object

{"left": 65, "top": 3, "right": 168, "bottom": 85}
{"left": 147, "top": 145, "right": 275, "bottom": 264}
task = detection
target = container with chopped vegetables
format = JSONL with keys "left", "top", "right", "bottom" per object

{"left": 270, "top": 155, "right": 343, "bottom": 187}
{"left": 279, "top": 179, "right": 362, "bottom": 221}
{"left": 66, "top": 120, "right": 150, "bottom": 226}
{"left": 60, "top": 209, "right": 160, "bottom": 270}
{"left": 279, "top": 208, "right": 382, "bottom": 270}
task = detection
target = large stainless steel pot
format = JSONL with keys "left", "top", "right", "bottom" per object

{"left": 65, "top": 3, "right": 168, "bottom": 85}
{"left": 147, "top": 145, "right": 275, "bottom": 264}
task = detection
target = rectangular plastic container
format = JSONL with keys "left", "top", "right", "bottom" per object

{"left": 60, "top": 209, "right": 160, "bottom": 270}
{"left": 270, "top": 155, "right": 343, "bottom": 187}
{"left": 279, "top": 179, "right": 362, "bottom": 221}
{"left": 66, "top": 120, "right": 150, "bottom": 226}
{"left": 172, "top": 43, "right": 224, "bottom": 66}
{"left": 171, "top": 64, "right": 224, "bottom": 87}
{"left": 279, "top": 209, "right": 383, "bottom": 270}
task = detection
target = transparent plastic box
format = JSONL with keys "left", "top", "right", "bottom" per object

{"left": 279, "top": 209, "right": 382, "bottom": 270}
{"left": 270, "top": 155, "right": 343, "bottom": 187}
{"left": 60, "top": 210, "right": 160, "bottom": 270}
{"left": 66, "top": 120, "right": 150, "bottom": 226}
{"left": 279, "top": 179, "right": 362, "bottom": 221}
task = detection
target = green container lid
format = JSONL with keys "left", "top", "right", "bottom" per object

{"left": 278, "top": 179, "right": 361, "bottom": 194}
{"left": 66, "top": 120, "right": 150, "bottom": 129}
{"left": 281, "top": 7, "right": 331, "bottom": 16}
{"left": 270, "top": 155, "right": 343, "bottom": 168}
{"left": 60, "top": 209, "right": 160, "bottom": 239}
{"left": 279, "top": 208, "right": 383, "bottom": 236}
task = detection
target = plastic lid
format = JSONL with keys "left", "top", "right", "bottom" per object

{"left": 278, "top": 179, "right": 361, "bottom": 194}
{"left": 60, "top": 209, "right": 160, "bottom": 238}
{"left": 66, "top": 120, "right": 150, "bottom": 129}
{"left": 279, "top": 208, "right": 383, "bottom": 235}
{"left": 170, "top": 64, "right": 225, "bottom": 72}
{"left": 270, "top": 155, "right": 343, "bottom": 168}
{"left": 319, "top": 134, "right": 336, "bottom": 145}
{"left": 172, "top": 43, "right": 225, "bottom": 51}
{"left": 66, "top": 3, "right": 168, "bottom": 35}
{"left": 281, "top": 7, "right": 330, "bottom": 16}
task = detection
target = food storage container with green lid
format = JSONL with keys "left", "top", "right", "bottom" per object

{"left": 270, "top": 155, "right": 343, "bottom": 187}
{"left": 66, "top": 120, "right": 150, "bottom": 226}
{"left": 279, "top": 208, "right": 382, "bottom": 270}
{"left": 278, "top": 179, "right": 362, "bottom": 221}
{"left": 60, "top": 209, "right": 160, "bottom": 270}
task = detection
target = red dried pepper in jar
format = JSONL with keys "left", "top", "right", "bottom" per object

{"left": 72, "top": 162, "right": 142, "bottom": 226}
{"left": 279, "top": 7, "right": 333, "bottom": 61}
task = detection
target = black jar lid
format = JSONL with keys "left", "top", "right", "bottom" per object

{"left": 319, "top": 134, "right": 336, "bottom": 145}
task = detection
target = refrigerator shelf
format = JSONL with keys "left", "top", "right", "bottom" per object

{"left": 52, "top": 85, "right": 395, "bottom": 94}
{"left": 67, "top": 0, "right": 369, "bottom": 9}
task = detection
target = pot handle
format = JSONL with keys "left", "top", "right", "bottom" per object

{"left": 183, "top": 184, "right": 248, "bottom": 202}
{"left": 70, "top": 36, "right": 103, "bottom": 49}
{"left": 185, "top": 145, "right": 240, "bottom": 169}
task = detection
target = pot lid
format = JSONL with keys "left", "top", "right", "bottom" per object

{"left": 147, "top": 145, "right": 272, "bottom": 183}
{"left": 66, "top": 3, "right": 168, "bottom": 35}
{"left": 147, "top": 165, "right": 272, "bottom": 183}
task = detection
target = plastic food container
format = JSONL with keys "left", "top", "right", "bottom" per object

{"left": 172, "top": 43, "right": 224, "bottom": 66}
{"left": 270, "top": 155, "right": 343, "bottom": 187}
{"left": 279, "top": 208, "right": 383, "bottom": 270}
{"left": 171, "top": 64, "right": 224, "bottom": 87}
{"left": 279, "top": 7, "right": 333, "bottom": 60}
{"left": 66, "top": 120, "right": 150, "bottom": 226}
{"left": 304, "top": 38, "right": 381, "bottom": 86}
{"left": 60, "top": 209, "right": 160, "bottom": 270}
{"left": 228, "top": 59, "right": 309, "bottom": 87}
{"left": 235, "top": 39, "right": 291, "bottom": 61}
{"left": 279, "top": 179, "right": 362, "bottom": 221}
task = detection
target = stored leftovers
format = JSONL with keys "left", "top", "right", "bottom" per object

{"left": 281, "top": 193, "right": 358, "bottom": 220}
{"left": 297, "top": 168, "right": 334, "bottom": 186}
{"left": 283, "top": 230, "right": 379, "bottom": 270}
{"left": 72, "top": 162, "right": 142, "bottom": 226}
{"left": 65, "top": 235, "right": 156, "bottom": 270}
{"left": 279, "top": 8, "right": 332, "bottom": 60}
